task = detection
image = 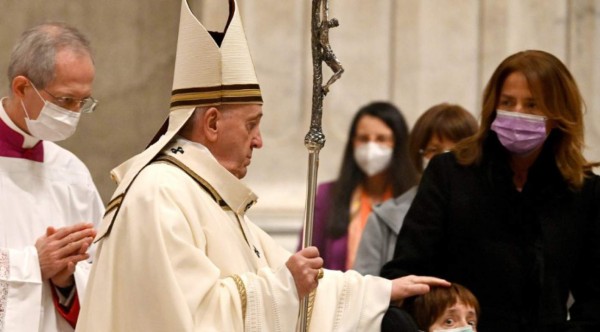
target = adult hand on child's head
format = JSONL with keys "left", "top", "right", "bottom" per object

{"left": 390, "top": 275, "right": 450, "bottom": 303}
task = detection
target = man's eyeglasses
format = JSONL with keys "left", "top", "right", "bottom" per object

{"left": 43, "top": 89, "right": 98, "bottom": 113}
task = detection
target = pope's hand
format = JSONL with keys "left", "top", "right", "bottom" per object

{"left": 390, "top": 275, "right": 451, "bottom": 303}
{"left": 286, "top": 246, "right": 324, "bottom": 298}
{"left": 35, "top": 222, "right": 96, "bottom": 287}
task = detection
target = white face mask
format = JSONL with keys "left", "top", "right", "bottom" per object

{"left": 353, "top": 142, "right": 393, "bottom": 177}
{"left": 21, "top": 86, "right": 80, "bottom": 141}
{"left": 433, "top": 326, "right": 474, "bottom": 332}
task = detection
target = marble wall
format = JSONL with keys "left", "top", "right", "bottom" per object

{"left": 1, "top": 1, "right": 599, "bottom": 251}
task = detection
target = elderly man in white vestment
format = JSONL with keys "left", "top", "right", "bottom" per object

{"left": 76, "top": 1, "right": 449, "bottom": 331}
{"left": 0, "top": 23, "right": 102, "bottom": 331}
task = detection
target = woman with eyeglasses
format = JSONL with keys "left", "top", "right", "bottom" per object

{"left": 353, "top": 103, "right": 477, "bottom": 276}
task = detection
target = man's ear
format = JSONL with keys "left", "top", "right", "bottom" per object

{"left": 11, "top": 76, "right": 29, "bottom": 98}
{"left": 203, "top": 107, "right": 221, "bottom": 143}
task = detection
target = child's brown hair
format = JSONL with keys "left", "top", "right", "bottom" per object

{"left": 402, "top": 283, "right": 480, "bottom": 331}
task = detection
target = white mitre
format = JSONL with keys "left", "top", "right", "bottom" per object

{"left": 108, "top": 0, "right": 261, "bottom": 192}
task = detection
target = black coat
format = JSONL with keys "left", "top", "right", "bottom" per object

{"left": 381, "top": 134, "right": 600, "bottom": 332}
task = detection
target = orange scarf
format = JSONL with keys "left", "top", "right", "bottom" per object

{"left": 345, "top": 186, "right": 393, "bottom": 270}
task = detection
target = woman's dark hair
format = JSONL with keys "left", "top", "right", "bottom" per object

{"left": 326, "top": 101, "right": 417, "bottom": 238}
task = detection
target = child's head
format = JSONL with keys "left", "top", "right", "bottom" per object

{"left": 403, "top": 283, "right": 480, "bottom": 332}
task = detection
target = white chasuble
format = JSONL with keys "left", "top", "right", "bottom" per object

{"left": 77, "top": 138, "right": 391, "bottom": 332}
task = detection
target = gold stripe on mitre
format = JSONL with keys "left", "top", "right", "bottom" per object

{"left": 170, "top": 83, "right": 263, "bottom": 109}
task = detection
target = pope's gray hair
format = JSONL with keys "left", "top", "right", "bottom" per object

{"left": 179, "top": 106, "right": 210, "bottom": 138}
{"left": 7, "top": 22, "right": 92, "bottom": 92}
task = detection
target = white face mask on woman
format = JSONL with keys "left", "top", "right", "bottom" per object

{"left": 21, "top": 83, "right": 80, "bottom": 141}
{"left": 353, "top": 142, "right": 393, "bottom": 176}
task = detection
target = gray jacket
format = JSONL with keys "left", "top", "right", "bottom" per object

{"left": 353, "top": 186, "right": 417, "bottom": 276}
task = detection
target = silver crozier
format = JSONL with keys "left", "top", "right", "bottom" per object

{"left": 298, "top": 0, "right": 344, "bottom": 330}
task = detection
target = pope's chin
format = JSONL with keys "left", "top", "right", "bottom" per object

{"left": 234, "top": 167, "right": 248, "bottom": 179}
{"left": 239, "top": 158, "right": 253, "bottom": 178}
{"left": 229, "top": 164, "right": 249, "bottom": 179}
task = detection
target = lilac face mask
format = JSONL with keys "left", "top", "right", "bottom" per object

{"left": 491, "top": 110, "right": 548, "bottom": 155}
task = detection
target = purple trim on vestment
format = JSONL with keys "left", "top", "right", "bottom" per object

{"left": 0, "top": 117, "right": 43, "bottom": 162}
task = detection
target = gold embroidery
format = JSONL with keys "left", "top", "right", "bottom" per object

{"left": 103, "top": 194, "right": 124, "bottom": 217}
{"left": 306, "top": 288, "right": 317, "bottom": 330}
{"left": 170, "top": 84, "right": 263, "bottom": 108}
{"left": 231, "top": 275, "right": 247, "bottom": 321}
{"left": 153, "top": 155, "right": 226, "bottom": 207}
